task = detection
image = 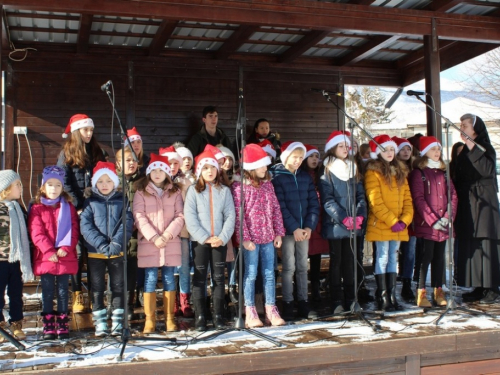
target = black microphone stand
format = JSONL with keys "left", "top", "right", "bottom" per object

{"left": 314, "top": 90, "right": 386, "bottom": 332}
{"left": 101, "top": 81, "right": 177, "bottom": 361}
{"left": 0, "top": 325, "right": 25, "bottom": 350}
{"left": 407, "top": 94, "right": 490, "bottom": 324}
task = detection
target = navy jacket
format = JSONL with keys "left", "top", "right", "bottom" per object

{"left": 318, "top": 164, "right": 367, "bottom": 239}
{"left": 270, "top": 164, "right": 319, "bottom": 235}
{"left": 57, "top": 151, "right": 92, "bottom": 210}
{"left": 80, "top": 190, "right": 133, "bottom": 258}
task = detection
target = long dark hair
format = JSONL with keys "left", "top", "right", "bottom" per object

{"left": 300, "top": 154, "right": 322, "bottom": 185}
{"left": 450, "top": 141, "right": 464, "bottom": 181}
{"left": 323, "top": 144, "right": 360, "bottom": 181}
{"left": 195, "top": 171, "right": 222, "bottom": 193}
{"left": 242, "top": 169, "right": 271, "bottom": 188}
{"left": 134, "top": 174, "right": 180, "bottom": 197}
{"left": 369, "top": 155, "right": 408, "bottom": 188}
{"left": 62, "top": 130, "right": 105, "bottom": 168}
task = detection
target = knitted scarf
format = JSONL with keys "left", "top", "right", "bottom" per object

{"left": 40, "top": 197, "right": 72, "bottom": 247}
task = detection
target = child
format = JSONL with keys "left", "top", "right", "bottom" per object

{"left": 247, "top": 118, "right": 282, "bottom": 159}
{"left": 270, "top": 141, "right": 319, "bottom": 320}
{"left": 318, "top": 132, "right": 367, "bottom": 314}
{"left": 258, "top": 140, "right": 277, "bottom": 165}
{"left": 184, "top": 151, "right": 235, "bottom": 331}
{"left": 57, "top": 114, "right": 106, "bottom": 313}
{"left": 28, "top": 166, "right": 79, "bottom": 340}
{"left": 232, "top": 144, "right": 286, "bottom": 327}
{"left": 0, "top": 171, "right": 34, "bottom": 341}
{"left": 174, "top": 143, "right": 196, "bottom": 184}
{"left": 218, "top": 145, "right": 237, "bottom": 182}
{"left": 410, "top": 137, "right": 457, "bottom": 307}
{"left": 125, "top": 127, "right": 150, "bottom": 174}
{"left": 133, "top": 153, "right": 185, "bottom": 333}
{"left": 80, "top": 162, "right": 133, "bottom": 336}
{"left": 364, "top": 135, "right": 413, "bottom": 312}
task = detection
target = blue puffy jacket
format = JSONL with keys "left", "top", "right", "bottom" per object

{"left": 318, "top": 161, "right": 367, "bottom": 239}
{"left": 270, "top": 164, "right": 319, "bottom": 235}
{"left": 80, "top": 190, "right": 133, "bottom": 258}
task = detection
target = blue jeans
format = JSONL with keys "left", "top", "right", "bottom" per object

{"left": 144, "top": 266, "right": 176, "bottom": 292}
{"left": 400, "top": 236, "right": 416, "bottom": 279}
{"left": 41, "top": 273, "right": 70, "bottom": 314}
{"left": 374, "top": 241, "right": 400, "bottom": 275}
{"left": 243, "top": 242, "right": 276, "bottom": 306}
{"left": 176, "top": 238, "right": 192, "bottom": 294}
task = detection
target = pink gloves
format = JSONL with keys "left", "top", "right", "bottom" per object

{"left": 391, "top": 221, "right": 406, "bottom": 232}
{"left": 355, "top": 216, "right": 364, "bottom": 230}
{"left": 343, "top": 216, "right": 364, "bottom": 230}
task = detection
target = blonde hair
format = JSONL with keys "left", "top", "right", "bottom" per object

{"left": 34, "top": 186, "right": 73, "bottom": 204}
{"left": 0, "top": 185, "right": 13, "bottom": 200}
{"left": 134, "top": 174, "right": 180, "bottom": 197}
{"left": 115, "top": 146, "right": 137, "bottom": 174}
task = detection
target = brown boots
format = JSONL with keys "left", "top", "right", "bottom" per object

{"left": 143, "top": 292, "right": 156, "bottom": 334}
{"left": 163, "top": 291, "right": 177, "bottom": 332}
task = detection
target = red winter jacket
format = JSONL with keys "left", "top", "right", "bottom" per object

{"left": 28, "top": 201, "right": 80, "bottom": 276}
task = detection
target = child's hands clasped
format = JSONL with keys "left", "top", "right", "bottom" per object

{"left": 154, "top": 235, "right": 167, "bottom": 248}
{"left": 206, "top": 236, "right": 223, "bottom": 247}
{"left": 48, "top": 253, "right": 59, "bottom": 262}
{"left": 243, "top": 240, "right": 256, "bottom": 251}
{"left": 56, "top": 249, "right": 67, "bottom": 257}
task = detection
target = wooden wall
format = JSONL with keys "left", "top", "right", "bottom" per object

{"left": 4, "top": 57, "right": 342, "bottom": 204}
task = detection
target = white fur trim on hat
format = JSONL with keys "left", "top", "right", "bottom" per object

{"left": 243, "top": 156, "right": 271, "bottom": 171}
{"left": 92, "top": 168, "right": 119, "bottom": 189}
{"left": 195, "top": 158, "right": 220, "bottom": 178}
{"left": 124, "top": 134, "right": 141, "bottom": 146}
{"left": 280, "top": 142, "right": 306, "bottom": 164}
{"left": 420, "top": 141, "right": 442, "bottom": 157}
{"left": 160, "top": 151, "right": 182, "bottom": 164}
{"left": 370, "top": 140, "right": 398, "bottom": 159}
{"left": 325, "top": 134, "right": 351, "bottom": 153}
{"left": 305, "top": 148, "right": 319, "bottom": 159}
{"left": 218, "top": 146, "right": 235, "bottom": 163}
{"left": 261, "top": 144, "right": 276, "bottom": 159}
{"left": 70, "top": 118, "right": 94, "bottom": 134}
{"left": 176, "top": 147, "right": 193, "bottom": 161}
{"left": 146, "top": 161, "right": 172, "bottom": 177}
{"left": 397, "top": 141, "right": 412, "bottom": 154}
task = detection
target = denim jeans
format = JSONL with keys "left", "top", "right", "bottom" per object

{"left": 400, "top": 236, "right": 416, "bottom": 279}
{"left": 281, "top": 235, "right": 309, "bottom": 302}
{"left": 243, "top": 242, "right": 276, "bottom": 306}
{"left": 41, "top": 273, "right": 70, "bottom": 313}
{"left": 176, "top": 238, "right": 191, "bottom": 294}
{"left": 88, "top": 257, "right": 124, "bottom": 310}
{"left": 374, "top": 241, "right": 400, "bottom": 275}
{"left": 144, "top": 266, "right": 176, "bottom": 292}
{"left": 0, "top": 261, "right": 23, "bottom": 322}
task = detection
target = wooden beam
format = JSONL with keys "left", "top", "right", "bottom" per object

{"left": 336, "top": 35, "right": 400, "bottom": 66}
{"left": 396, "top": 40, "right": 456, "bottom": 69}
{"left": 216, "top": 25, "right": 258, "bottom": 60}
{"left": 148, "top": 19, "right": 177, "bottom": 56}
{"left": 347, "top": 0, "right": 375, "bottom": 5}
{"left": 279, "top": 30, "right": 331, "bottom": 63}
{"left": 427, "top": 0, "right": 462, "bottom": 12}
{"left": 424, "top": 31, "right": 441, "bottom": 139}
{"left": 76, "top": 14, "right": 92, "bottom": 54}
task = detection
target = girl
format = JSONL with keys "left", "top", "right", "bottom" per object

{"left": 409, "top": 137, "right": 457, "bottom": 307}
{"left": 184, "top": 151, "right": 235, "bottom": 331}
{"left": 0, "top": 171, "right": 33, "bottom": 341}
{"left": 80, "top": 162, "right": 133, "bottom": 337}
{"left": 319, "top": 132, "right": 367, "bottom": 314}
{"left": 174, "top": 143, "right": 196, "bottom": 184}
{"left": 247, "top": 118, "right": 282, "bottom": 159}
{"left": 300, "top": 144, "right": 329, "bottom": 306}
{"left": 28, "top": 166, "right": 79, "bottom": 340}
{"left": 125, "top": 127, "right": 150, "bottom": 175}
{"left": 57, "top": 114, "right": 106, "bottom": 313}
{"left": 232, "top": 144, "right": 286, "bottom": 327}
{"left": 219, "top": 145, "right": 237, "bottom": 182}
{"left": 133, "top": 154, "right": 185, "bottom": 333}
{"left": 364, "top": 135, "right": 413, "bottom": 312}
{"left": 258, "top": 140, "right": 277, "bottom": 165}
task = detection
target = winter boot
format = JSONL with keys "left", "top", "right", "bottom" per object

{"left": 401, "top": 278, "right": 415, "bottom": 302}
{"left": 111, "top": 308, "right": 124, "bottom": 336}
{"left": 298, "top": 300, "right": 317, "bottom": 319}
{"left": 479, "top": 288, "right": 499, "bottom": 304}
{"left": 92, "top": 309, "right": 108, "bottom": 337}
{"left": 387, "top": 273, "right": 403, "bottom": 311}
{"left": 331, "top": 300, "right": 345, "bottom": 315}
{"left": 229, "top": 285, "right": 239, "bottom": 304}
{"left": 433, "top": 287, "right": 447, "bottom": 307}
{"left": 72, "top": 291, "right": 85, "bottom": 313}
{"left": 8, "top": 320, "right": 26, "bottom": 340}
{"left": 193, "top": 299, "right": 207, "bottom": 331}
{"left": 180, "top": 293, "right": 194, "bottom": 318}
{"left": 164, "top": 291, "right": 178, "bottom": 332}
{"left": 135, "top": 287, "right": 144, "bottom": 308}
{"left": 416, "top": 288, "right": 432, "bottom": 307}
{"left": 281, "top": 301, "right": 294, "bottom": 321}
{"left": 41, "top": 312, "right": 57, "bottom": 340}
{"left": 245, "top": 306, "right": 264, "bottom": 328}
{"left": 213, "top": 298, "right": 226, "bottom": 330}
{"left": 375, "top": 273, "right": 394, "bottom": 312}
{"left": 143, "top": 292, "right": 157, "bottom": 334}
{"left": 174, "top": 291, "right": 182, "bottom": 317}
{"left": 56, "top": 312, "right": 70, "bottom": 340}
{"left": 311, "top": 280, "right": 321, "bottom": 304}
{"left": 127, "top": 290, "right": 135, "bottom": 321}
{"left": 264, "top": 305, "right": 286, "bottom": 326}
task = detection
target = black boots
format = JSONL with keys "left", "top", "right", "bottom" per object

{"left": 281, "top": 301, "right": 294, "bottom": 321}
{"left": 375, "top": 273, "right": 394, "bottom": 312}
{"left": 401, "top": 278, "right": 415, "bottom": 302}
{"left": 193, "top": 299, "right": 207, "bottom": 331}
{"left": 213, "top": 298, "right": 226, "bottom": 330}
{"left": 387, "top": 273, "right": 402, "bottom": 310}
{"left": 228, "top": 285, "right": 239, "bottom": 304}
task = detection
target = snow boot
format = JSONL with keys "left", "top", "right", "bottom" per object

{"left": 416, "top": 288, "right": 432, "bottom": 307}
{"left": 111, "top": 308, "right": 124, "bottom": 336}
{"left": 193, "top": 298, "right": 207, "bottom": 331}
{"left": 174, "top": 291, "right": 182, "bottom": 317}
{"left": 264, "top": 305, "right": 286, "bottom": 326}
{"left": 9, "top": 320, "right": 26, "bottom": 340}
{"left": 72, "top": 291, "right": 85, "bottom": 313}
{"left": 433, "top": 287, "right": 447, "bottom": 307}
{"left": 56, "top": 312, "right": 70, "bottom": 340}
{"left": 213, "top": 298, "right": 226, "bottom": 330}
{"left": 281, "top": 301, "right": 294, "bottom": 321}
{"left": 41, "top": 312, "right": 57, "bottom": 340}
{"left": 387, "top": 273, "right": 403, "bottom": 311}
{"left": 375, "top": 273, "right": 394, "bottom": 312}
{"left": 180, "top": 293, "right": 194, "bottom": 318}
{"left": 164, "top": 291, "right": 178, "bottom": 332}
{"left": 245, "top": 306, "right": 264, "bottom": 328}
{"left": 229, "top": 285, "right": 239, "bottom": 304}
{"left": 92, "top": 309, "right": 108, "bottom": 337}
{"left": 143, "top": 292, "right": 157, "bottom": 334}
{"left": 401, "top": 278, "right": 415, "bottom": 302}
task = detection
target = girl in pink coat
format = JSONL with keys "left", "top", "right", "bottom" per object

{"left": 28, "top": 166, "right": 80, "bottom": 341}
{"left": 133, "top": 154, "right": 185, "bottom": 333}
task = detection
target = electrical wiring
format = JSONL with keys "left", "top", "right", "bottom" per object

{"left": 24, "top": 133, "right": 34, "bottom": 199}
{"left": 15, "top": 133, "right": 27, "bottom": 209}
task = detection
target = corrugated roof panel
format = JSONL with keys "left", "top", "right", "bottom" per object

{"left": 174, "top": 27, "right": 233, "bottom": 39}
{"left": 250, "top": 32, "right": 303, "bottom": 43}
{"left": 304, "top": 47, "right": 350, "bottom": 57}
{"left": 237, "top": 43, "right": 290, "bottom": 54}
{"left": 388, "top": 40, "right": 421, "bottom": 50}
{"left": 166, "top": 39, "right": 223, "bottom": 51}
{"left": 370, "top": 50, "right": 407, "bottom": 60}
{"left": 447, "top": 3, "right": 498, "bottom": 15}
{"left": 182, "top": 21, "right": 240, "bottom": 27}
{"left": 371, "top": 0, "right": 431, "bottom": 8}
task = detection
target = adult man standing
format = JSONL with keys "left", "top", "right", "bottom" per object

{"left": 187, "top": 106, "right": 232, "bottom": 157}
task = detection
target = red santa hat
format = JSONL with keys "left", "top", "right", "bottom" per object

{"left": 305, "top": 144, "right": 320, "bottom": 159}
{"left": 195, "top": 151, "right": 220, "bottom": 178}
{"left": 325, "top": 130, "right": 351, "bottom": 153}
{"left": 159, "top": 146, "right": 182, "bottom": 164}
{"left": 175, "top": 146, "right": 194, "bottom": 161}
{"left": 280, "top": 141, "right": 306, "bottom": 164}
{"left": 204, "top": 144, "right": 225, "bottom": 161}
{"left": 369, "top": 134, "right": 398, "bottom": 159}
{"left": 391, "top": 136, "right": 412, "bottom": 154}
{"left": 258, "top": 140, "right": 276, "bottom": 159}
{"left": 242, "top": 144, "right": 271, "bottom": 171}
{"left": 62, "top": 114, "right": 94, "bottom": 138}
{"left": 419, "top": 136, "right": 442, "bottom": 156}
{"left": 146, "top": 153, "right": 171, "bottom": 176}
{"left": 124, "top": 127, "right": 142, "bottom": 146}
{"left": 92, "top": 161, "right": 119, "bottom": 188}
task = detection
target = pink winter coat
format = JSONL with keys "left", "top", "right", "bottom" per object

{"left": 28, "top": 201, "right": 79, "bottom": 276}
{"left": 133, "top": 183, "right": 185, "bottom": 268}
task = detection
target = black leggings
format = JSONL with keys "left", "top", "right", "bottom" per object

{"left": 329, "top": 238, "right": 355, "bottom": 301}
{"left": 88, "top": 257, "right": 124, "bottom": 310}
{"left": 309, "top": 254, "right": 322, "bottom": 289}
{"left": 418, "top": 239, "right": 446, "bottom": 289}
{"left": 192, "top": 242, "right": 227, "bottom": 301}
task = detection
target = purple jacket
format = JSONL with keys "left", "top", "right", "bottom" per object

{"left": 409, "top": 159, "right": 458, "bottom": 242}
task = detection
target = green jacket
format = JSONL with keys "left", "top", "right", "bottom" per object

{"left": 187, "top": 125, "right": 233, "bottom": 157}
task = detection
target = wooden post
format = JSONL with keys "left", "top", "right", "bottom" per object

{"left": 126, "top": 61, "right": 135, "bottom": 128}
{"left": 338, "top": 72, "right": 345, "bottom": 131}
{"left": 4, "top": 62, "right": 15, "bottom": 170}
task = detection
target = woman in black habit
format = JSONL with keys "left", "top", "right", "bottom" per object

{"left": 455, "top": 113, "right": 500, "bottom": 304}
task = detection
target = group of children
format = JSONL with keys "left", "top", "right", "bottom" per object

{"left": 0, "top": 109, "right": 461, "bottom": 341}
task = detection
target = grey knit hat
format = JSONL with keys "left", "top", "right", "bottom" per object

{"left": 0, "top": 170, "right": 21, "bottom": 193}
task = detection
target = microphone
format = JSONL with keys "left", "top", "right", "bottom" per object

{"left": 407, "top": 90, "right": 426, "bottom": 97}
{"left": 311, "top": 88, "right": 343, "bottom": 96}
{"left": 384, "top": 88, "right": 403, "bottom": 109}
{"left": 101, "top": 80, "right": 112, "bottom": 92}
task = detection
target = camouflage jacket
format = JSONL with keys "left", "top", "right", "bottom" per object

{"left": 0, "top": 202, "right": 10, "bottom": 260}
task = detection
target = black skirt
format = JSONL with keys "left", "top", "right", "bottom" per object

{"left": 457, "top": 238, "right": 500, "bottom": 288}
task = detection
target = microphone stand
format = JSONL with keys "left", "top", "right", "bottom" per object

{"left": 101, "top": 81, "right": 177, "bottom": 361}
{"left": 0, "top": 325, "right": 25, "bottom": 350}
{"left": 314, "top": 90, "right": 386, "bottom": 332}
{"left": 407, "top": 94, "right": 489, "bottom": 324}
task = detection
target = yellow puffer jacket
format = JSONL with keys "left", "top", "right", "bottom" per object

{"left": 364, "top": 159, "right": 413, "bottom": 242}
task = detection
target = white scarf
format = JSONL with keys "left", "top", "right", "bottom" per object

{"left": 427, "top": 159, "right": 442, "bottom": 169}
{"left": 325, "top": 157, "right": 356, "bottom": 181}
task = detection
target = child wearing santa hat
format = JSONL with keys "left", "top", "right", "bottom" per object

{"left": 270, "top": 141, "right": 320, "bottom": 321}
{"left": 184, "top": 151, "right": 235, "bottom": 331}
{"left": 364, "top": 134, "right": 413, "bottom": 312}
{"left": 124, "top": 127, "right": 150, "bottom": 174}
{"left": 80, "top": 161, "right": 133, "bottom": 337}
{"left": 173, "top": 142, "right": 196, "bottom": 184}
{"left": 133, "top": 153, "right": 185, "bottom": 333}
{"left": 258, "top": 139, "right": 278, "bottom": 165}
{"left": 232, "top": 144, "right": 286, "bottom": 327}
{"left": 57, "top": 114, "right": 106, "bottom": 314}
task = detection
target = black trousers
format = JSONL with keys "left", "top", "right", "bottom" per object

{"left": 192, "top": 242, "right": 227, "bottom": 301}
{"left": 418, "top": 239, "right": 446, "bottom": 289}
{"left": 0, "top": 261, "right": 23, "bottom": 322}
{"left": 88, "top": 256, "right": 124, "bottom": 310}
{"left": 309, "top": 254, "right": 321, "bottom": 290}
{"left": 329, "top": 238, "right": 355, "bottom": 301}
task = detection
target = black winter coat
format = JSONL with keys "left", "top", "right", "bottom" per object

{"left": 57, "top": 151, "right": 93, "bottom": 210}
{"left": 187, "top": 126, "right": 232, "bottom": 158}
